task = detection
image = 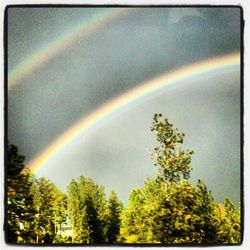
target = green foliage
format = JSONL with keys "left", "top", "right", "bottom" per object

{"left": 119, "top": 114, "right": 241, "bottom": 244}
{"left": 30, "top": 177, "right": 67, "bottom": 243}
{"left": 6, "top": 114, "right": 241, "bottom": 245}
{"left": 106, "top": 190, "right": 123, "bottom": 243}
{"left": 67, "top": 179, "right": 81, "bottom": 241}
{"left": 215, "top": 199, "right": 241, "bottom": 244}
{"left": 67, "top": 176, "right": 108, "bottom": 244}
{"left": 120, "top": 179, "right": 224, "bottom": 244}
{"left": 53, "top": 191, "right": 67, "bottom": 236}
{"left": 151, "top": 114, "right": 193, "bottom": 183}
{"left": 156, "top": 179, "right": 221, "bottom": 244}
{"left": 53, "top": 234, "right": 72, "bottom": 244}
{"left": 6, "top": 144, "right": 35, "bottom": 243}
{"left": 119, "top": 188, "right": 148, "bottom": 243}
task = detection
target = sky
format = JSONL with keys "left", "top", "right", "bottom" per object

{"left": 7, "top": 7, "right": 241, "bottom": 204}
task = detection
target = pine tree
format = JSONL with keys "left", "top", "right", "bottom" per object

{"left": 53, "top": 191, "right": 67, "bottom": 240}
{"left": 6, "top": 144, "right": 35, "bottom": 243}
{"left": 67, "top": 179, "right": 83, "bottom": 243}
{"left": 31, "top": 177, "right": 67, "bottom": 243}
{"left": 67, "top": 176, "right": 108, "bottom": 244}
{"left": 106, "top": 190, "right": 123, "bottom": 243}
{"left": 119, "top": 188, "right": 148, "bottom": 243}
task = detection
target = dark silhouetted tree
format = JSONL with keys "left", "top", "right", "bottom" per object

{"left": 6, "top": 144, "right": 35, "bottom": 243}
{"left": 106, "top": 190, "right": 123, "bottom": 243}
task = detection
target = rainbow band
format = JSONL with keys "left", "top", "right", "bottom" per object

{"left": 8, "top": 8, "right": 132, "bottom": 90}
{"left": 27, "top": 52, "right": 240, "bottom": 174}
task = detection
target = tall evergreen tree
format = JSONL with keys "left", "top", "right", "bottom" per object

{"left": 67, "top": 179, "right": 84, "bottom": 243}
{"left": 31, "top": 177, "right": 67, "bottom": 243}
{"left": 67, "top": 176, "right": 108, "bottom": 244}
{"left": 53, "top": 191, "right": 67, "bottom": 239}
{"left": 6, "top": 144, "right": 35, "bottom": 243}
{"left": 106, "top": 190, "right": 123, "bottom": 243}
{"left": 119, "top": 188, "right": 148, "bottom": 243}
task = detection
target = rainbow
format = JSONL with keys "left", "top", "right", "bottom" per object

{"left": 8, "top": 8, "right": 132, "bottom": 90}
{"left": 26, "top": 52, "right": 240, "bottom": 174}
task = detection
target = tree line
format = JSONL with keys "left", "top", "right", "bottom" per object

{"left": 6, "top": 114, "right": 241, "bottom": 244}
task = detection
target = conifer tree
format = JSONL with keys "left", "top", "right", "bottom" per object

{"left": 67, "top": 176, "right": 108, "bottom": 243}
{"left": 6, "top": 144, "right": 35, "bottom": 243}
{"left": 31, "top": 177, "right": 67, "bottom": 243}
{"left": 106, "top": 190, "right": 123, "bottom": 243}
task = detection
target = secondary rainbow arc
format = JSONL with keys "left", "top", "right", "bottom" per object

{"left": 26, "top": 52, "right": 240, "bottom": 174}
{"left": 8, "top": 8, "right": 131, "bottom": 90}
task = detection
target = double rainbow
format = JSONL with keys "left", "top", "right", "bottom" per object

{"left": 26, "top": 52, "right": 240, "bottom": 174}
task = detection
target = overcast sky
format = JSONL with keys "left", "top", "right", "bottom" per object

{"left": 8, "top": 7, "right": 241, "bottom": 204}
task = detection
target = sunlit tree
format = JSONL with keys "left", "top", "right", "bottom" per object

{"left": 216, "top": 198, "right": 241, "bottom": 243}
{"left": 119, "top": 188, "right": 148, "bottom": 243}
{"left": 67, "top": 176, "right": 108, "bottom": 243}
{"left": 150, "top": 113, "right": 193, "bottom": 183}
{"left": 31, "top": 177, "right": 67, "bottom": 243}
{"left": 119, "top": 114, "right": 241, "bottom": 244}
{"left": 106, "top": 190, "right": 123, "bottom": 243}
